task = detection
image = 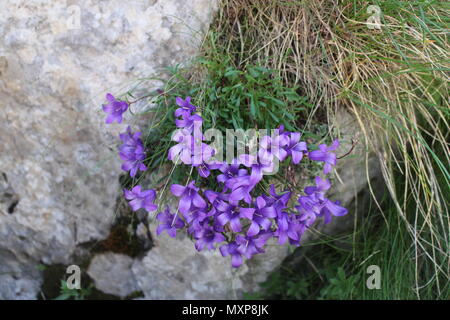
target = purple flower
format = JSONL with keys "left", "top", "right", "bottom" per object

{"left": 308, "top": 139, "right": 339, "bottom": 174}
{"left": 168, "top": 129, "right": 215, "bottom": 166}
{"left": 296, "top": 196, "right": 320, "bottom": 226}
{"left": 123, "top": 185, "right": 157, "bottom": 212}
{"left": 287, "top": 217, "right": 307, "bottom": 246}
{"left": 228, "top": 175, "right": 255, "bottom": 204}
{"left": 215, "top": 201, "right": 254, "bottom": 232}
{"left": 220, "top": 233, "right": 272, "bottom": 268}
{"left": 171, "top": 181, "right": 207, "bottom": 215}
{"left": 262, "top": 184, "right": 291, "bottom": 215}
{"left": 296, "top": 176, "right": 348, "bottom": 226}
{"left": 204, "top": 189, "right": 230, "bottom": 205}
{"left": 196, "top": 161, "right": 222, "bottom": 178}
{"left": 239, "top": 154, "right": 274, "bottom": 185}
{"left": 156, "top": 207, "right": 185, "bottom": 238}
{"left": 304, "top": 175, "right": 331, "bottom": 195}
{"left": 168, "top": 129, "right": 194, "bottom": 164}
{"left": 320, "top": 200, "right": 346, "bottom": 224}
{"left": 285, "top": 132, "right": 308, "bottom": 164}
{"left": 102, "top": 93, "right": 129, "bottom": 124}
{"left": 174, "top": 96, "right": 197, "bottom": 117}
{"left": 119, "top": 126, "right": 147, "bottom": 177}
{"left": 204, "top": 190, "right": 229, "bottom": 216}
{"left": 247, "top": 196, "right": 277, "bottom": 236}
{"left": 235, "top": 232, "right": 272, "bottom": 259}
{"left": 183, "top": 207, "right": 209, "bottom": 235}
{"left": 194, "top": 225, "right": 226, "bottom": 251}
{"left": 217, "top": 160, "right": 248, "bottom": 189}
{"left": 220, "top": 242, "right": 243, "bottom": 268}
{"left": 175, "top": 112, "right": 203, "bottom": 132}
{"left": 216, "top": 161, "right": 254, "bottom": 204}
{"left": 191, "top": 142, "right": 217, "bottom": 168}
{"left": 274, "top": 211, "right": 305, "bottom": 245}
{"left": 277, "top": 124, "right": 291, "bottom": 140}
{"left": 174, "top": 97, "right": 201, "bottom": 132}
{"left": 258, "top": 134, "right": 289, "bottom": 163}
{"left": 295, "top": 176, "right": 331, "bottom": 225}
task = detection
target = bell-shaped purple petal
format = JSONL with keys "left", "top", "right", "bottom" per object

{"left": 156, "top": 207, "right": 185, "bottom": 238}
{"left": 124, "top": 186, "right": 158, "bottom": 213}
{"left": 308, "top": 139, "right": 339, "bottom": 174}
{"left": 102, "top": 93, "right": 129, "bottom": 124}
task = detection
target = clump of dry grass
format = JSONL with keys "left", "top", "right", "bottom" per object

{"left": 206, "top": 0, "right": 449, "bottom": 298}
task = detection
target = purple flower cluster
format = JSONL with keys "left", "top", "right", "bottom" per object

{"left": 168, "top": 97, "right": 218, "bottom": 176}
{"left": 154, "top": 96, "right": 348, "bottom": 268}
{"left": 102, "top": 92, "right": 348, "bottom": 268}
{"left": 102, "top": 93, "right": 157, "bottom": 214}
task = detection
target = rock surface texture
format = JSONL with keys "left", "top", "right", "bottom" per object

{"left": 0, "top": 0, "right": 381, "bottom": 300}
{"left": 87, "top": 253, "right": 138, "bottom": 298}
{"left": 0, "top": 0, "right": 218, "bottom": 299}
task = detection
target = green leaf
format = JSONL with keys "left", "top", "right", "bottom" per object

{"left": 250, "top": 97, "right": 256, "bottom": 119}
{"left": 54, "top": 294, "right": 71, "bottom": 300}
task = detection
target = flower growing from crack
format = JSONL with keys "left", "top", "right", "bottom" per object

{"left": 102, "top": 93, "right": 129, "bottom": 124}
{"left": 104, "top": 93, "right": 351, "bottom": 269}
{"left": 123, "top": 185, "right": 157, "bottom": 212}
{"left": 156, "top": 207, "right": 185, "bottom": 238}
